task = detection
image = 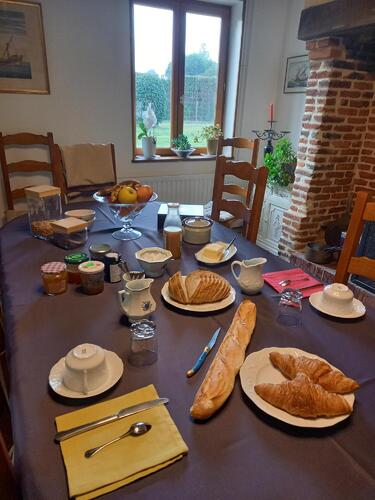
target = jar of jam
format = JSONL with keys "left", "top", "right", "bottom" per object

{"left": 78, "top": 261, "right": 105, "bottom": 295}
{"left": 41, "top": 262, "right": 68, "bottom": 296}
{"left": 64, "top": 252, "right": 89, "bottom": 284}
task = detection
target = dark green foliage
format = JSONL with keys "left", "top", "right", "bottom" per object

{"left": 172, "top": 134, "right": 192, "bottom": 150}
{"left": 135, "top": 73, "right": 168, "bottom": 124}
{"left": 264, "top": 139, "right": 297, "bottom": 187}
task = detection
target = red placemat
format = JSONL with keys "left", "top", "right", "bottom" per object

{"left": 263, "top": 268, "right": 324, "bottom": 298}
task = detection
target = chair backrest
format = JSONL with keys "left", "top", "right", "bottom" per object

{"left": 335, "top": 191, "right": 375, "bottom": 284}
{"left": 0, "top": 132, "right": 65, "bottom": 210}
{"left": 211, "top": 155, "right": 268, "bottom": 243}
{"left": 217, "top": 136, "right": 260, "bottom": 165}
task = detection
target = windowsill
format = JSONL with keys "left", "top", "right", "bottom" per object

{"left": 132, "top": 155, "right": 216, "bottom": 163}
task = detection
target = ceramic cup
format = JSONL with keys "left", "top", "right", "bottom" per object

{"left": 319, "top": 283, "right": 355, "bottom": 315}
{"left": 135, "top": 247, "right": 172, "bottom": 277}
{"left": 63, "top": 343, "right": 108, "bottom": 395}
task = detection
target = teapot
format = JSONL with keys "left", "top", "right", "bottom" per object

{"left": 231, "top": 257, "right": 267, "bottom": 294}
{"left": 118, "top": 278, "right": 156, "bottom": 322}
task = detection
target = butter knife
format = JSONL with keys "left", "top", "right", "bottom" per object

{"left": 54, "top": 398, "right": 168, "bottom": 442}
{"left": 186, "top": 327, "right": 221, "bottom": 378}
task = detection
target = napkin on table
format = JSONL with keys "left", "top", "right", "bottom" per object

{"left": 263, "top": 268, "right": 324, "bottom": 298}
{"left": 55, "top": 384, "right": 188, "bottom": 499}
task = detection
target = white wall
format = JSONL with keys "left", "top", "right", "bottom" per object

{"left": 0, "top": 0, "right": 306, "bottom": 220}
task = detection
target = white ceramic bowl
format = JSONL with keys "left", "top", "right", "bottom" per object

{"left": 320, "top": 283, "right": 355, "bottom": 315}
{"left": 64, "top": 209, "right": 96, "bottom": 222}
{"left": 63, "top": 343, "right": 108, "bottom": 395}
{"left": 135, "top": 247, "right": 172, "bottom": 277}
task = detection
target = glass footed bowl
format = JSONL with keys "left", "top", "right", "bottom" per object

{"left": 93, "top": 191, "right": 158, "bottom": 241}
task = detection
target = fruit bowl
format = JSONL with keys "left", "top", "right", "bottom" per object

{"left": 93, "top": 191, "right": 158, "bottom": 241}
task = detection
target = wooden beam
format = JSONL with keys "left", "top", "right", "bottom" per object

{"left": 298, "top": 0, "right": 375, "bottom": 41}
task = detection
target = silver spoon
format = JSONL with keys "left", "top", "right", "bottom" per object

{"left": 84, "top": 422, "right": 151, "bottom": 458}
{"left": 279, "top": 277, "right": 309, "bottom": 287}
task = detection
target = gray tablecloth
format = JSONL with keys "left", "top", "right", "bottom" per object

{"left": 1, "top": 203, "right": 375, "bottom": 500}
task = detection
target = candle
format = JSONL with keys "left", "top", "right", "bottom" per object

{"left": 269, "top": 103, "right": 274, "bottom": 122}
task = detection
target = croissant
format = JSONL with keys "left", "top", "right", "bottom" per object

{"left": 168, "top": 270, "right": 230, "bottom": 305}
{"left": 255, "top": 373, "right": 352, "bottom": 418}
{"left": 269, "top": 352, "right": 359, "bottom": 394}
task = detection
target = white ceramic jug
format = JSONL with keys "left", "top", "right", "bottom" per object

{"left": 231, "top": 257, "right": 267, "bottom": 294}
{"left": 118, "top": 278, "right": 156, "bottom": 322}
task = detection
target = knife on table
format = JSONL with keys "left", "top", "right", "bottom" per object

{"left": 54, "top": 398, "right": 169, "bottom": 442}
{"left": 186, "top": 327, "right": 221, "bottom": 378}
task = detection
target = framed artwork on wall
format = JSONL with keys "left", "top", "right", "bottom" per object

{"left": 0, "top": 0, "right": 49, "bottom": 94}
{"left": 283, "top": 55, "right": 309, "bottom": 94}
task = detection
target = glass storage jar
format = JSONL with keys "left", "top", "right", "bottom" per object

{"left": 25, "top": 185, "right": 62, "bottom": 240}
{"left": 51, "top": 217, "right": 88, "bottom": 250}
{"left": 64, "top": 252, "right": 89, "bottom": 284}
{"left": 78, "top": 261, "right": 105, "bottom": 295}
{"left": 41, "top": 262, "right": 67, "bottom": 296}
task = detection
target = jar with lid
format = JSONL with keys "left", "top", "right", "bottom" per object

{"left": 89, "top": 243, "right": 112, "bottom": 262}
{"left": 183, "top": 217, "right": 212, "bottom": 244}
{"left": 41, "top": 262, "right": 67, "bottom": 296}
{"left": 163, "top": 202, "right": 182, "bottom": 259}
{"left": 78, "top": 261, "right": 105, "bottom": 295}
{"left": 104, "top": 252, "right": 124, "bottom": 283}
{"left": 64, "top": 252, "right": 89, "bottom": 284}
{"left": 25, "top": 185, "right": 62, "bottom": 240}
{"left": 51, "top": 217, "right": 88, "bottom": 250}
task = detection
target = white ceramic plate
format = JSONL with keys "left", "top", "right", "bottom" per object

{"left": 161, "top": 277, "right": 235, "bottom": 312}
{"left": 240, "top": 347, "right": 355, "bottom": 428}
{"left": 49, "top": 350, "right": 124, "bottom": 399}
{"left": 309, "top": 292, "right": 366, "bottom": 319}
{"left": 195, "top": 243, "right": 237, "bottom": 266}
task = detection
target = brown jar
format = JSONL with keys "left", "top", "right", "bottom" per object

{"left": 41, "top": 262, "right": 68, "bottom": 296}
{"left": 78, "top": 261, "right": 105, "bottom": 295}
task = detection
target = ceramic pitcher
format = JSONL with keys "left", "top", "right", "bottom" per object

{"left": 231, "top": 257, "right": 267, "bottom": 294}
{"left": 118, "top": 278, "right": 156, "bottom": 322}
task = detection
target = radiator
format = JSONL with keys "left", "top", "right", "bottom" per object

{"left": 139, "top": 174, "right": 214, "bottom": 204}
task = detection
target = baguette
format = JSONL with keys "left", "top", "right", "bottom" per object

{"left": 190, "top": 300, "right": 257, "bottom": 420}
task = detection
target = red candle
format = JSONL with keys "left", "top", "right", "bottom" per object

{"left": 269, "top": 103, "right": 274, "bottom": 122}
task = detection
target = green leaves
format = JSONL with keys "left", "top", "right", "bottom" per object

{"left": 137, "top": 121, "right": 148, "bottom": 140}
{"left": 172, "top": 134, "right": 192, "bottom": 150}
{"left": 264, "top": 138, "right": 297, "bottom": 187}
{"left": 193, "top": 124, "right": 222, "bottom": 143}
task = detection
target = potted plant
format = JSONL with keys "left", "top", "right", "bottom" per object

{"left": 264, "top": 138, "right": 297, "bottom": 190}
{"left": 138, "top": 103, "right": 157, "bottom": 159}
{"left": 171, "top": 134, "right": 195, "bottom": 158}
{"left": 193, "top": 124, "right": 223, "bottom": 156}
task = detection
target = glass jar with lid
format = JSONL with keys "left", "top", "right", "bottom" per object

{"left": 51, "top": 217, "right": 88, "bottom": 250}
{"left": 41, "top": 262, "right": 67, "bottom": 296}
{"left": 25, "top": 185, "right": 62, "bottom": 240}
{"left": 64, "top": 252, "right": 89, "bottom": 284}
{"left": 78, "top": 261, "right": 105, "bottom": 295}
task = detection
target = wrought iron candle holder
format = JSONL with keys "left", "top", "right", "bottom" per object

{"left": 252, "top": 120, "right": 290, "bottom": 156}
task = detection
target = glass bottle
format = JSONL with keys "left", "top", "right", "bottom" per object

{"left": 163, "top": 202, "right": 182, "bottom": 259}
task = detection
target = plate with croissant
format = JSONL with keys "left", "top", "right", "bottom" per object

{"left": 161, "top": 270, "right": 235, "bottom": 312}
{"left": 240, "top": 347, "right": 359, "bottom": 428}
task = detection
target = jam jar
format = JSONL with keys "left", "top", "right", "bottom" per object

{"left": 78, "top": 261, "right": 105, "bottom": 295}
{"left": 64, "top": 252, "right": 89, "bottom": 284}
{"left": 41, "top": 262, "right": 68, "bottom": 296}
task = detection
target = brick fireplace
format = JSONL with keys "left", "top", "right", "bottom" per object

{"left": 279, "top": 0, "right": 375, "bottom": 258}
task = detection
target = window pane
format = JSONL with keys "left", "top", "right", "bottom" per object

{"left": 183, "top": 13, "right": 221, "bottom": 147}
{"left": 134, "top": 4, "right": 173, "bottom": 149}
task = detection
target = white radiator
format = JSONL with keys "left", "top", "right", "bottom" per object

{"left": 139, "top": 174, "right": 214, "bottom": 204}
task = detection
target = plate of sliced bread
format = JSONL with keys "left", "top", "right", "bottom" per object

{"left": 240, "top": 347, "right": 358, "bottom": 428}
{"left": 161, "top": 270, "right": 235, "bottom": 312}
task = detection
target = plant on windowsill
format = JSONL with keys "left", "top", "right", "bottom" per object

{"left": 264, "top": 138, "right": 297, "bottom": 192}
{"left": 171, "top": 134, "right": 195, "bottom": 158}
{"left": 193, "top": 124, "right": 223, "bottom": 156}
{"left": 138, "top": 103, "right": 157, "bottom": 159}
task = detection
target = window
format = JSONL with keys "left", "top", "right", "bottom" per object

{"left": 131, "top": 0, "right": 230, "bottom": 157}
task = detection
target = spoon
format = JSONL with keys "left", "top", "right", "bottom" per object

{"left": 279, "top": 277, "right": 309, "bottom": 287}
{"left": 84, "top": 422, "right": 151, "bottom": 458}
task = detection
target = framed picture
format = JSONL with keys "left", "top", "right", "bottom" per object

{"left": 0, "top": 0, "right": 49, "bottom": 94}
{"left": 283, "top": 55, "right": 309, "bottom": 94}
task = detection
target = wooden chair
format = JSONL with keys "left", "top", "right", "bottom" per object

{"left": 55, "top": 143, "right": 117, "bottom": 202}
{"left": 211, "top": 155, "right": 268, "bottom": 243}
{"left": 0, "top": 432, "right": 17, "bottom": 500}
{"left": 335, "top": 191, "right": 375, "bottom": 284}
{"left": 0, "top": 132, "right": 65, "bottom": 215}
{"left": 217, "top": 136, "right": 260, "bottom": 164}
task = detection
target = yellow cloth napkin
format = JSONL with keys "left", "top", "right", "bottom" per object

{"left": 55, "top": 385, "right": 188, "bottom": 499}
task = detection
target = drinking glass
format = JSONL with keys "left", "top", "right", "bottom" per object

{"left": 277, "top": 288, "right": 303, "bottom": 327}
{"left": 128, "top": 320, "right": 157, "bottom": 366}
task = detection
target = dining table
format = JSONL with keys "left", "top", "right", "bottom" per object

{"left": 1, "top": 201, "right": 375, "bottom": 500}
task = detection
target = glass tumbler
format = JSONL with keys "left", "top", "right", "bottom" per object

{"left": 277, "top": 288, "right": 303, "bottom": 327}
{"left": 128, "top": 320, "right": 157, "bottom": 366}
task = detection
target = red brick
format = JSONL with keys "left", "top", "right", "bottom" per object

{"left": 353, "top": 81, "right": 373, "bottom": 90}
{"left": 337, "top": 107, "right": 358, "bottom": 116}
{"left": 330, "top": 80, "right": 352, "bottom": 89}
{"left": 340, "top": 90, "right": 361, "bottom": 98}
{"left": 320, "top": 114, "right": 345, "bottom": 123}
{"left": 363, "top": 141, "right": 375, "bottom": 148}
{"left": 350, "top": 99, "right": 370, "bottom": 108}
{"left": 318, "top": 90, "right": 338, "bottom": 97}
{"left": 335, "top": 125, "right": 354, "bottom": 132}
{"left": 359, "top": 171, "right": 375, "bottom": 179}
{"left": 361, "top": 156, "right": 375, "bottom": 164}
{"left": 306, "top": 89, "right": 318, "bottom": 97}
{"left": 347, "top": 117, "right": 367, "bottom": 124}
{"left": 309, "top": 47, "right": 344, "bottom": 60}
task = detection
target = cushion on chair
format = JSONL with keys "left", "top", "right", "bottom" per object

{"left": 203, "top": 201, "right": 243, "bottom": 228}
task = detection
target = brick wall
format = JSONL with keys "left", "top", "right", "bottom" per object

{"left": 279, "top": 37, "right": 375, "bottom": 258}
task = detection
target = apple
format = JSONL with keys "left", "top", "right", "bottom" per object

{"left": 117, "top": 186, "right": 138, "bottom": 204}
{"left": 137, "top": 185, "right": 153, "bottom": 203}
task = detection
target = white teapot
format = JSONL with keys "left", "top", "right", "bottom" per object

{"left": 118, "top": 278, "right": 156, "bottom": 322}
{"left": 231, "top": 257, "right": 267, "bottom": 294}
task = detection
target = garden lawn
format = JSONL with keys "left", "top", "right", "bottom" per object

{"left": 136, "top": 121, "right": 211, "bottom": 148}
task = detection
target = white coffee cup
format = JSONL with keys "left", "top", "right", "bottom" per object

{"left": 319, "top": 283, "right": 355, "bottom": 315}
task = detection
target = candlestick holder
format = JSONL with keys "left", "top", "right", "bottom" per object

{"left": 252, "top": 120, "right": 290, "bottom": 156}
